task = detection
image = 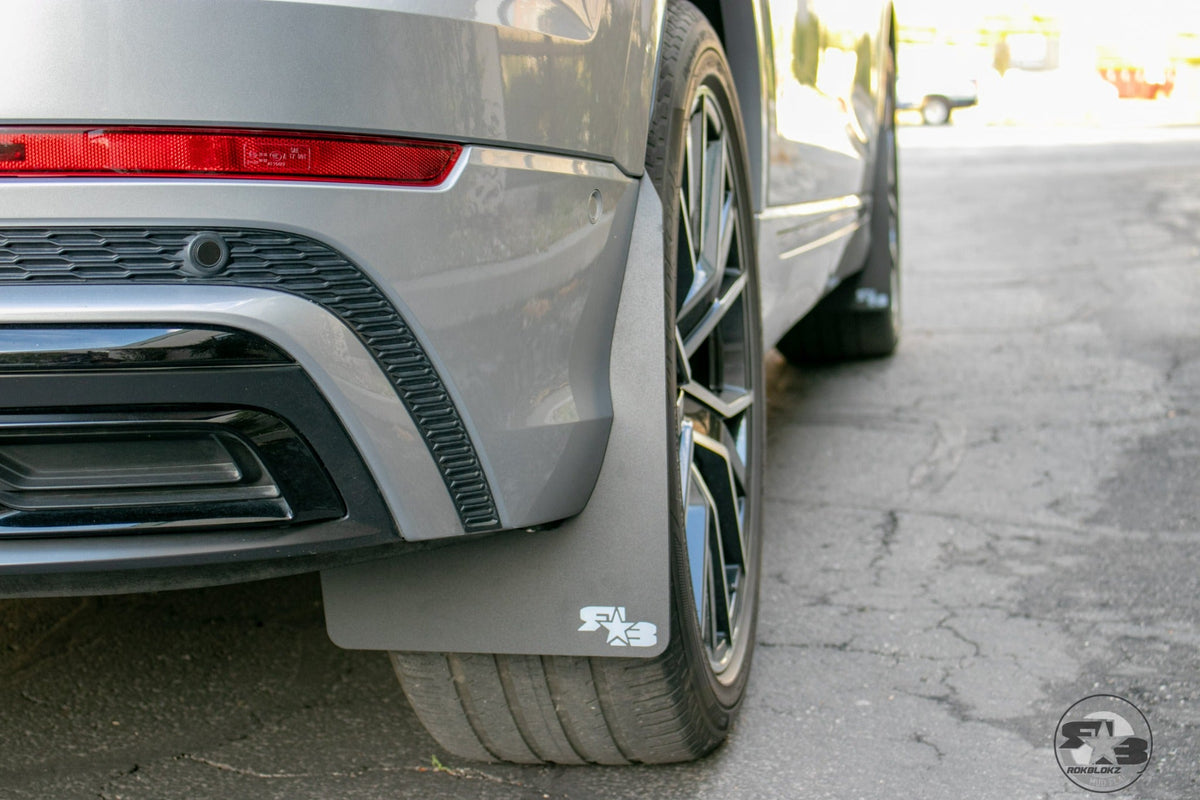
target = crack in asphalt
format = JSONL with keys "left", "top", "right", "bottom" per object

{"left": 908, "top": 422, "right": 966, "bottom": 493}
{"left": 179, "top": 754, "right": 545, "bottom": 793}
{"left": 893, "top": 687, "right": 976, "bottom": 727}
{"left": 933, "top": 613, "right": 984, "bottom": 660}
{"left": 868, "top": 510, "right": 900, "bottom": 572}
{"left": 911, "top": 732, "right": 946, "bottom": 761}
{"left": 765, "top": 495, "right": 1200, "bottom": 544}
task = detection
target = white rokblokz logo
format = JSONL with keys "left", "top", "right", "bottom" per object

{"left": 578, "top": 606, "right": 657, "bottom": 647}
{"left": 1055, "top": 694, "right": 1152, "bottom": 793}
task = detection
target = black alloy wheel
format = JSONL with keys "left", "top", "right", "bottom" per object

{"left": 672, "top": 78, "right": 761, "bottom": 681}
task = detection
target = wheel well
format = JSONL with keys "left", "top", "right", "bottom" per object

{"left": 690, "top": 0, "right": 724, "bottom": 40}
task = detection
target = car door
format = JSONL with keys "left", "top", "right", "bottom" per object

{"left": 758, "top": 0, "right": 884, "bottom": 343}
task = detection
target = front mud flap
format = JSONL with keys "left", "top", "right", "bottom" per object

{"left": 321, "top": 177, "right": 670, "bottom": 658}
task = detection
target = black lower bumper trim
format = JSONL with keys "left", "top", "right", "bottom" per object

{"left": 0, "top": 363, "right": 403, "bottom": 586}
{"left": 0, "top": 410, "right": 344, "bottom": 536}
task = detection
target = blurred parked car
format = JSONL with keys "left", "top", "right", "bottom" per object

{"left": 898, "top": 73, "right": 979, "bottom": 124}
{"left": 1100, "top": 66, "right": 1175, "bottom": 99}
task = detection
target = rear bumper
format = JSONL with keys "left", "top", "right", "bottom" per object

{"left": 0, "top": 0, "right": 655, "bottom": 591}
{"left": 0, "top": 146, "right": 639, "bottom": 590}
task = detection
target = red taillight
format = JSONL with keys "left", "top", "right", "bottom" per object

{"left": 0, "top": 127, "right": 461, "bottom": 186}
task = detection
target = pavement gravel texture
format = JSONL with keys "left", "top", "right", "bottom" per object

{"left": 2, "top": 124, "right": 1199, "bottom": 799}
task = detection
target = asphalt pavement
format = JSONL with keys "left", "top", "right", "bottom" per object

{"left": 2, "top": 122, "right": 1199, "bottom": 799}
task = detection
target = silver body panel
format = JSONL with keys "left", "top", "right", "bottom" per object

{"left": 757, "top": 194, "right": 866, "bottom": 345}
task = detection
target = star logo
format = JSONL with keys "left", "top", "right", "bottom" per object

{"left": 1082, "top": 726, "right": 1124, "bottom": 765}
{"left": 577, "top": 605, "right": 658, "bottom": 648}
{"left": 599, "top": 607, "right": 634, "bottom": 646}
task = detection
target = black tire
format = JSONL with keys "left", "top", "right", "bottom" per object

{"left": 776, "top": 45, "right": 900, "bottom": 363}
{"left": 921, "top": 95, "right": 951, "bottom": 125}
{"left": 389, "top": 0, "right": 763, "bottom": 765}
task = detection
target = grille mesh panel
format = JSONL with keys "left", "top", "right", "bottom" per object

{"left": 0, "top": 227, "right": 501, "bottom": 533}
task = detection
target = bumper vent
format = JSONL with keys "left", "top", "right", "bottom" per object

{"left": 0, "top": 411, "right": 343, "bottom": 536}
{"left": 0, "top": 227, "right": 501, "bottom": 533}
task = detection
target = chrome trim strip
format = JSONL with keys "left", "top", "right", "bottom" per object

{"left": 0, "top": 326, "right": 290, "bottom": 371}
{"left": 470, "top": 147, "right": 628, "bottom": 181}
{"left": 756, "top": 194, "right": 863, "bottom": 221}
{"left": 778, "top": 219, "right": 863, "bottom": 261}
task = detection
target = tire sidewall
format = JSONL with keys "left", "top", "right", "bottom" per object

{"left": 922, "top": 96, "right": 949, "bottom": 125}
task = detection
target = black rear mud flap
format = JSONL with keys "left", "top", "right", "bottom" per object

{"left": 321, "top": 177, "right": 671, "bottom": 658}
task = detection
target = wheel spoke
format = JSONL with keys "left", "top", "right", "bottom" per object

{"left": 674, "top": 326, "right": 693, "bottom": 387}
{"left": 703, "top": 538, "right": 717, "bottom": 648}
{"left": 690, "top": 469, "right": 732, "bottom": 644}
{"left": 678, "top": 187, "right": 697, "bottom": 275}
{"left": 716, "top": 179, "right": 737, "bottom": 279}
{"left": 679, "top": 418, "right": 695, "bottom": 510}
{"left": 678, "top": 90, "right": 733, "bottom": 321}
{"left": 680, "top": 272, "right": 746, "bottom": 357}
{"left": 693, "top": 431, "right": 747, "bottom": 581}
{"left": 681, "top": 380, "right": 752, "bottom": 420}
{"left": 684, "top": 464, "right": 710, "bottom": 632}
{"left": 686, "top": 107, "right": 705, "bottom": 241}
{"left": 679, "top": 258, "right": 718, "bottom": 320}
{"left": 717, "top": 419, "right": 748, "bottom": 490}
{"left": 700, "top": 137, "right": 727, "bottom": 280}
{"left": 709, "top": 505, "right": 732, "bottom": 641}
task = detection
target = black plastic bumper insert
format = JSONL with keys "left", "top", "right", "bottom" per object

{"left": 0, "top": 410, "right": 344, "bottom": 537}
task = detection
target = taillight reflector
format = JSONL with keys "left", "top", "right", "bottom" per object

{"left": 0, "top": 127, "right": 461, "bottom": 186}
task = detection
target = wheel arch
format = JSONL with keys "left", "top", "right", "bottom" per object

{"left": 663, "top": 0, "right": 767, "bottom": 213}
